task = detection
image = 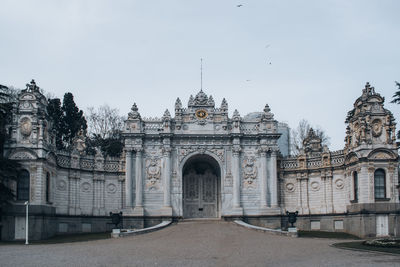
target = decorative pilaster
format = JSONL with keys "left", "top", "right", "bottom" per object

{"left": 134, "top": 148, "right": 144, "bottom": 215}
{"left": 163, "top": 147, "right": 172, "bottom": 207}
{"left": 269, "top": 151, "right": 278, "bottom": 208}
{"left": 161, "top": 145, "right": 173, "bottom": 216}
{"left": 125, "top": 149, "right": 133, "bottom": 208}
{"left": 259, "top": 149, "right": 268, "bottom": 207}
{"left": 296, "top": 175, "right": 302, "bottom": 213}
{"left": 231, "top": 144, "right": 243, "bottom": 215}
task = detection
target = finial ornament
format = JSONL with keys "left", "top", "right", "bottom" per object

{"left": 128, "top": 103, "right": 141, "bottom": 120}
{"left": 207, "top": 95, "right": 215, "bottom": 106}
{"left": 221, "top": 98, "right": 228, "bottom": 110}
{"left": 232, "top": 109, "right": 240, "bottom": 120}
{"left": 264, "top": 104, "right": 271, "bottom": 113}
{"left": 188, "top": 95, "right": 194, "bottom": 106}
{"left": 26, "top": 79, "right": 39, "bottom": 92}
{"left": 162, "top": 109, "right": 171, "bottom": 120}
{"left": 362, "top": 82, "right": 376, "bottom": 97}
{"left": 175, "top": 97, "right": 182, "bottom": 110}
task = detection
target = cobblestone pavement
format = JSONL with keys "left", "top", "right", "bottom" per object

{"left": 1, "top": 221, "right": 399, "bottom": 267}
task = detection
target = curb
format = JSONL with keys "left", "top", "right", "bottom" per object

{"left": 233, "top": 220, "right": 297, "bottom": 237}
{"left": 331, "top": 242, "right": 400, "bottom": 256}
{"left": 112, "top": 220, "right": 172, "bottom": 238}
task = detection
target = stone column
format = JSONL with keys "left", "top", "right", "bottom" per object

{"left": 232, "top": 146, "right": 241, "bottom": 209}
{"left": 125, "top": 149, "right": 133, "bottom": 208}
{"left": 163, "top": 147, "right": 172, "bottom": 207}
{"left": 135, "top": 148, "right": 143, "bottom": 208}
{"left": 260, "top": 150, "right": 268, "bottom": 207}
{"left": 269, "top": 151, "right": 278, "bottom": 208}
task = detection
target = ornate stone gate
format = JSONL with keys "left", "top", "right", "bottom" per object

{"left": 182, "top": 154, "right": 220, "bottom": 218}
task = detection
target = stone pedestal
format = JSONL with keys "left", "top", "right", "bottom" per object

{"left": 288, "top": 227, "right": 298, "bottom": 237}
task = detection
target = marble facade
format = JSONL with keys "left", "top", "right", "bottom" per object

{"left": 1, "top": 81, "right": 399, "bottom": 240}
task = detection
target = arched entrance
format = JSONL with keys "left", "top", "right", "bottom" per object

{"left": 182, "top": 154, "right": 220, "bottom": 218}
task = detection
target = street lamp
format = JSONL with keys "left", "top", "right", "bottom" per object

{"left": 24, "top": 201, "right": 29, "bottom": 245}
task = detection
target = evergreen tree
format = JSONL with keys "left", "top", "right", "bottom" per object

{"left": 390, "top": 81, "right": 400, "bottom": 138}
{"left": 0, "top": 84, "right": 21, "bottom": 212}
{"left": 47, "top": 98, "right": 65, "bottom": 150}
{"left": 0, "top": 85, "right": 14, "bottom": 154}
{"left": 61, "top": 92, "right": 87, "bottom": 146}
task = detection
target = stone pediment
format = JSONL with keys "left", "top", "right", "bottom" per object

{"left": 8, "top": 149, "right": 38, "bottom": 160}
{"left": 368, "top": 149, "right": 396, "bottom": 160}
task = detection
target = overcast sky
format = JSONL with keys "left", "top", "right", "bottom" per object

{"left": 1, "top": 0, "right": 399, "bottom": 151}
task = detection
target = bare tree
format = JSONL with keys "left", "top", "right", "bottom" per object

{"left": 86, "top": 104, "right": 125, "bottom": 139}
{"left": 291, "top": 119, "right": 330, "bottom": 155}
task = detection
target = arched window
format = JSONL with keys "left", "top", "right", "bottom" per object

{"left": 46, "top": 172, "right": 51, "bottom": 203}
{"left": 17, "top": 170, "right": 30, "bottom": 201}
{"left": 374, "top": 169, "right": 386, "bottom": 199}
{"left": 353, "top": 171, "right": 358, "bottom": 202}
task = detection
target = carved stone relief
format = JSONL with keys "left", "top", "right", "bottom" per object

{"left": 9, "top": 151, "right": 37, "bottom": 160}
{"left": 371, "top": 119, "right": 383, "bottom": 137}
{"left": 107, "top": 183, "right": 117, "bottom": 194}
{"left": 285, "top": 182, "right": 295, "bottom": 193}
{"left": 242, "top": 156, "right": 257, "bottom": 188}
{"left": 20, "top": 117, "right": 32, "bottom": 137}
{"left": 145, "top": 157, "right": 161, "bottom": 191}
{"left": 334, "top": 179, "right": 344, "bottom": 190}
{"left": 310, "top": 181, "right": 320, "bottom": 191}
{"left": 81, "top": 182, "right": 91, "bottom": 193}
{"left": 178, "top": 147, "right": 225, "bottom": 163}
{"left": 57, "top": 179, "right": 67, "bottom": 191}
{"left": 370, "top": 152, "right": 392, "bottom": 159}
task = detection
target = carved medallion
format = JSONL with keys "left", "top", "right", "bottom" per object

{"left": 372, "top": 119, "right": 383, "bottom": 137}
{"left": 285, "top": 182, "right": 295, "bottom": 193}
{"left": 81, "top": 182, "right": 91, "bottom": 193}
{"left": 107, "top": 183, "right": 117, "bottom": 194}
{"left": 310, "top": 181, "right": 320, "bottom": 191}
{"left": 335, "top": 179, "right": 344, "bottom": 190}
{"left": 57, "top": 179, "right": 67, "bottom": 191}
{"left": 20, "top": 118, "right": 32, "bottom": 136}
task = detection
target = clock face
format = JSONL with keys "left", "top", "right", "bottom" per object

{"left": 195, "top": 109, "right": 208, "bottom": 119}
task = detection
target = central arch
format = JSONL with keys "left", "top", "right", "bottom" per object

{"left": 182, "top": 154, "right": 221, "bottom": 218}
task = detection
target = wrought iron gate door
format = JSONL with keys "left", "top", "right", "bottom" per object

{"left": 183, "top": 169, "right": 217, "bottom": 218}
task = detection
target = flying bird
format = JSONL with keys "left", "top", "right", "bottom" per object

{"left": 237, "top": 4, "right": 243, "bottom": 7}
{"left": 246, "top": 79, "right": 251, "bottom": 82}
{"left": 265, "top": 44, "right": 271, "bottom": 48}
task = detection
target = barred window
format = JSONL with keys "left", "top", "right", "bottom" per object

{"left": 353, "top": 171, "right": 358, "bottom": 201}
{"left": 374, "top": 169, "right": 386, "bottom": 199}
{"left": 17, "top": 170, "right": 30, "bottom": 201}
{"left": 46, "top": 172, "right": 51, "bottom": 203}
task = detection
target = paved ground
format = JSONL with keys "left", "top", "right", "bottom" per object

{"left": 1, "top": 221, "right": 399, "bottom": 267}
